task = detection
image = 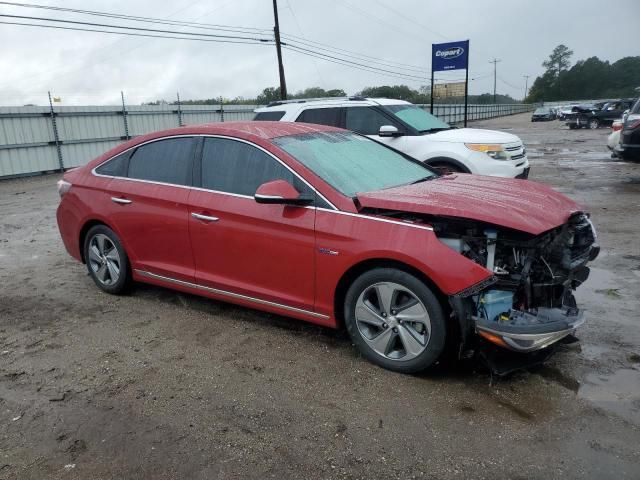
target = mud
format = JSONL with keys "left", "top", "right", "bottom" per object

{"left": 1, "top": 113, "right": 639, "bottom": 479}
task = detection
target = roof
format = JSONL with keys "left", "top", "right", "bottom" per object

{"left": 132, "top": 121, "right": 345, "bottom": 143}
{"left": 255, "top": 97, "right": 411, "bottom": 112}
{"left": 84, "top": 121, "right": 346, "bottom": 171}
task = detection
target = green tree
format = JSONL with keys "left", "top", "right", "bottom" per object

{"left": 256, "top": 87, "right": 281, "bottom": 104}
{"left": 542, "top": 44, "right": 574, "bottom": 78}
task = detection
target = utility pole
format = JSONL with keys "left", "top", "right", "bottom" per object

{"left": 272, "top": 0, "right": 287, "bottom": 100}
{"left": 523, "top": 75, "right": 530, "bottom": 100}
{"left": 489, "top": 58, "right": 501, "bottom": 103}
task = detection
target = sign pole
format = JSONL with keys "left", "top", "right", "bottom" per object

{"left": 429, "top": 44, "right": 434, "bottom": 114}
{"left": 464, "top": 40, "right": 469, "bottom": 127}
{"left": 430, "top": 69, "right": 434, "bottom": 114}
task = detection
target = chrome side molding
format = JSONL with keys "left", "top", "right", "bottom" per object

{"left": 134, "top": 269, "right": 329, "bottom": 319}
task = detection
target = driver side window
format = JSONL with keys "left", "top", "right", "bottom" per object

{"left": 200, "top": 138, "right": 310, "bottom": 198}
{"left": 345, "top": 107, "right": 397, "bottom": 135}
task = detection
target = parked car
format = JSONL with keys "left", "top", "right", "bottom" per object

{"left": 566, "top": 99, "right": 636, "bottom": 129}
{"left": 607, "top": 120, "right": 624, "bottom": 157}
{"left": 557, "top": 105, "right": 578, "bottom": 120}
{"left": 615, "top": 98, "right": 640, "bottom": 160}
{"left": 254, "top": 97, "right": 530, "bottom": 178}
{"left": 56, "top": 122, "right": 599, "bottom": 374}
{"left": 531, "top": 107, "right": 555, "bottom": 122}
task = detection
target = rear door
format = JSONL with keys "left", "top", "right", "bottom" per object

{"left": 104, "top": 136, "right": 197, "bottom": 282}
{"left": 187, "top": 137, "right": 317, "bottom": 311}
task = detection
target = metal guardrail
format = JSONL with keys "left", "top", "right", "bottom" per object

{"left": 0, "top": 102, "right": 533, "bottom": 178}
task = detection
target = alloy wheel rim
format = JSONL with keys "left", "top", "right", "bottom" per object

{"left": 88, "top": 234, "right": 121, "bottom": 286}
{"left": 355, "top": 282, "right": 431, "bottom": 361}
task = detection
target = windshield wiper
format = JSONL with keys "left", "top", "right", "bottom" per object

{"left": 410, "top": 176, "right": 436, "bottom": 184}
{"left": 419, "top": 127, "right": 451, "bottom": 134}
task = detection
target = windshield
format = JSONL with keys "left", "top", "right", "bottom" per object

{"left": 534, "top": 108, "right": 548, "bottom": 114}
{"left": 383, "top": 104, "right": 450, "bottom": 132}
{"left": 272, "top": 131, "right": 436, "bottom": 197}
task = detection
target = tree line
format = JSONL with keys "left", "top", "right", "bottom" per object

{"left": 147, "top": 85, "right": 518, "bottom": 106}
{"left": 526, "top": 44, "right": 640, "bottom": 102}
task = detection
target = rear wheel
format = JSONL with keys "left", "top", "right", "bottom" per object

{"left": 589, "top": 118, "right": 600, "bottom": 129}
{"left": 344, "top": 268, "right": 446, "bottom": 373}
{"left": 84, "top": 225, "right": 131, "bottom": 294}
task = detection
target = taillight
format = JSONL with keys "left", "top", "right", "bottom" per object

{"left": 57, "top": 179, "right": 72, "bottom": 198}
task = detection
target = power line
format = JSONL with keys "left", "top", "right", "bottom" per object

{"left": 0, "top": 20, "right": 273, "bottom": 45}
{"left": 370, "top": 0, "right": 449, "bottom": 41}
{"left": 280, "top": 33, "right": 427, "bottom": 73}
{"left": 0, "top": 0, "right": 236, "bottom": 90}
{"left": 281, "top": 34, "right": 427, "bottom": 74}
{"left": 0, "top": 14, "right": 272, "bottom": 42}
{"left": 283, "top": 43, "right": 427, "bottom": 81}
{"left": 0, "top": 1, "right": 272, "bottom": 35}
{"left": 282, "top": 44, "right": 426, "bottom": 83}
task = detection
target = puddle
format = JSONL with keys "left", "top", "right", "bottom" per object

{"left": 580, "top": 344, "right": 611, "bottom": 361}
{"left": 579, "top": 368, "right": 640, "bottom": 425}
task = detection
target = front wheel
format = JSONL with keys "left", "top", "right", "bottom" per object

{"left": 343, "top": 268, "right": 446, "bottom": 373}
{"left": 84, "top": 225, "right": 132, "bottom": 294}
{"left": 428, "top": 161, "right": 465, "bottom": 175}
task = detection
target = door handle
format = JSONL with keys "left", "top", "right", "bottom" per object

{"left": 111, "top": 197, "right": 132, "bottom": 205}
{"left": 191, "top": 212, "right": 219, "bottom": 222}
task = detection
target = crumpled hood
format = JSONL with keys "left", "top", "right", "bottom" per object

{"left": 356, "top": 174, "right": 583, "bottom": 235}
{"left": 428, "top": 128, "right": 521, "bottom": 145}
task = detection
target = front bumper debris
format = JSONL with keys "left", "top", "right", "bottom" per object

{"left": 474, "top": 306, "right": 585, "bottom": 352}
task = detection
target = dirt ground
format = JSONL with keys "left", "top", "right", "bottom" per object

{"left": 1, "top": 113, "right": 639, "bottom": 479}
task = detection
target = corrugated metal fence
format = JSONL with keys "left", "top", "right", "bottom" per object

{"left": 0, "top": 102, "right": 532, "bottom": 178}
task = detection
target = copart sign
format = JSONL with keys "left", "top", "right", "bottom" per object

{"left": 432, "top": 40, "right": 469, "bottom": 72}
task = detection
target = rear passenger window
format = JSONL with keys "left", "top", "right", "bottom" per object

{"left": 127, "top": 137, "right": 195, "bottom": 186}
{"left": 254, "top": 111, "right": 286, "bottom": 121}
{"left": 95, "top": 151, "right": 129, "bottom": 177}
{"left": 296, "top": 108, "right": 341, "bottom": 127}
{"left": 201, "top": 138, "right": 309, "bottom": 197}
{"left": 346, "top": 107, "right": 396, "bottom": 135}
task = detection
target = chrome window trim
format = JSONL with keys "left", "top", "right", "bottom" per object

{"left": 91, "top": 133, "right": 338, "bottom": 210}
{"left": 134, "top": 269, "right": 329, "bottom": 319}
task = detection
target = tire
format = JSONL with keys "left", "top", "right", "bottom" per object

{"left": 428, "top": 161, "right": 466, "bottom": 175}
{"left": 343, "top": 268, "right": 447, "bottom": 374}
{"left": 84, "top": 225, "right": 132, "bottom": 294}
{"left": 588, "top": 118, "right": 600, "bottom": 129}
{"left": 568, "top": 124, "right": 577, "bottom": 130}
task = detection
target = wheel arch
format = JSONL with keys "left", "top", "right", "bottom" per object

{"left": 78, "top": 219, "right": 117, "bottom": 263}
{"left": 424, "top": 156, "right": 471, "bottom": 173}
{"left": 333, "top": 258, "right": 449, "bottom": 330}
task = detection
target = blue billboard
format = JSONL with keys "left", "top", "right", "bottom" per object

{"left": 432, "top": 40, "right": 469, "bottom": 72}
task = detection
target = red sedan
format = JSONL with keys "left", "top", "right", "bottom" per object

{"left": 56, "top": 121, "right": 599, "bottom": 373}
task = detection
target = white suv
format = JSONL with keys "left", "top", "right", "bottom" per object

{"left": 254, "top": 97, "right": 530, "bottom": 178}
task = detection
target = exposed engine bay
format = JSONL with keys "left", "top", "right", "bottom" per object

{"left": 363, "top": 208, "right": 600, "bottom": 355}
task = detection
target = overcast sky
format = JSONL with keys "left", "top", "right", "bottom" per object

{"left": 0, "top": 0, "right": 638, "bottom": 106}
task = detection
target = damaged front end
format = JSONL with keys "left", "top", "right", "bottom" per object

{"left": 439, "top": 212, "right": 599, "bottom": 354}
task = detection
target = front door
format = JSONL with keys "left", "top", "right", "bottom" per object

{"left": 188, "top": 137, "right": 316, "bottom": 311}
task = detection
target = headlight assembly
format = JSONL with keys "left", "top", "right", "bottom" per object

{"left": 465, "top": 143, "right": 509, "bottom": 160}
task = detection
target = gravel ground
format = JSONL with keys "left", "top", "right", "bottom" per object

{"left": 1, "top": 113, "right": 639, "bottom": 479}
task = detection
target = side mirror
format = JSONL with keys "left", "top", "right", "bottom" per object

{"left": 254, "top": 179, "right": 313, "bottom": 206}
{"left": 379, "top": 125, "right": 402, "bottom": 137}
